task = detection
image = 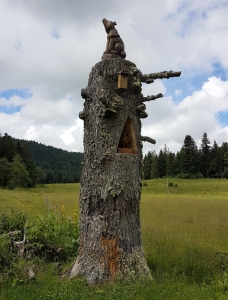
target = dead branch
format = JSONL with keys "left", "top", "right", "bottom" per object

{"left": 143, "top": 93, "right": 163, "bottom": 102}
{"left": 13, "top": 220, "right": 28, "bottom": 257}
{"left": 140, "top": 136, "right": 156, "bottom": 144}
{"left": 141, "top": 71, "right": 181, "bottom": 83}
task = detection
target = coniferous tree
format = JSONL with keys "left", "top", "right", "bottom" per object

{"left": 180, "top": 135, "right": 199, "bottom": 177}
{"left": 224, "top": 151, "right": 228, "bottom": 168}
{"left": 0, "top": 157, "right": 11, "bottom": 186}
{"left": 143, "top": 152, "right": 152, "bottom": 179}
{"left": 158, "top": 149, "right": 166, "bottom": 178}
{"left": 57, "top": 172, "right": 63, "bottom": 183}
{"left": 166, "top": 152, "right": 176, "bottom": 177}
{"left": 16, "top": 141, "right": 23, "bottom": 157}
{"left": 175, "top": 151, "right": 183, "bottom": 175}
{"left": 150, "top": 151, "right": 159, "bottom": 179}
{"left": 26, "top": 159, "right": 37, "bottom": 187}
{"left": 199, "top": 133, "right": 211, "bottom": 177}
{"left": 21, "top": 143, "right": 32, "bottom": 165}
{"left": 0, "top": 133, "right": 16, "bottom": 161}
{"left": 209, "top": 141, "right": 220, "bottom": 177}
{"left": 221, "top": 142, "right": 228, "bottom": 177}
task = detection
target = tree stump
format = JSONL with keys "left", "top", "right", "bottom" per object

{"left": 70, "top": 58, "right": 152, "bottom": 283}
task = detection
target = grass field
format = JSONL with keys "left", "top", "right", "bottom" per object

{"left": 1, "top": 178, "right": 228, "bottom": 299}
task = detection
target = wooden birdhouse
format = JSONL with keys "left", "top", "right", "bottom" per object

{"left": 117, "top": 71, "right": 128, "bottom": 89}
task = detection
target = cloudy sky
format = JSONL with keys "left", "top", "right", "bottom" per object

{"left": 0, "top": 0, "right": 228, "bottom": 155}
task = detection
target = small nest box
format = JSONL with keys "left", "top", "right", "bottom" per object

{"left": 117, "top": 71, "right": 128, "bottom": 89}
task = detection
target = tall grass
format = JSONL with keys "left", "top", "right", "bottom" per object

{"left": 1, "top": 179, "right": 228, "bottom": 299}
{"left": 141, "top": 195, "right": 228, "bottom": 283}
{"left": 0, "top": 183, "right": 80, "bottom": 217}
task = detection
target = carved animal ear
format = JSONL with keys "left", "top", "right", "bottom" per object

{"left": 113, "top": 21, "right": 117, "bottom": 25}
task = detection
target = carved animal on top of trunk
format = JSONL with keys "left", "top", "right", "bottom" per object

{"left": 102, "top": 18, "right": 126, "bottom": 60}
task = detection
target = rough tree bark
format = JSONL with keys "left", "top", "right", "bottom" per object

{"left": 70, "top": 58, "right": 181, "bottom": 283}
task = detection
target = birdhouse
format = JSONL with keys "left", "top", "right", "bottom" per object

{"left": 117, "top": 71, "right": 128, "bottom": 89}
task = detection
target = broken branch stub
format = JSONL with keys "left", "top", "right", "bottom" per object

{"left": 141, "top": 70, "right": 181, "bottom": 83}
{"left": 143, "top": 93, "right": 163, "bottom": 102}
{"left": 140, "top": 136, "right": 156, "bottom": 145}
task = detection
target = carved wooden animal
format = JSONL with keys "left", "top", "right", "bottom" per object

{"left": 102, "top": 18, "right": 126, "bottom": 60}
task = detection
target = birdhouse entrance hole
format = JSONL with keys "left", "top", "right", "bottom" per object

{"left": 117, "top": 118, "right": 138, "bottom": 154}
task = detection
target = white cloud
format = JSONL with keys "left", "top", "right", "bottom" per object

{"left": 142, "top": 76, "right": 228, "bottom": 154}
{"left": 0, "top": 0, "right": 228, "bottom": 156}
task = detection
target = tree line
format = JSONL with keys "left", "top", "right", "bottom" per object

{"left": 12, "top": 137, "right": 83, "bottom": 184}
{"left": 0, "top": 132, "right": 83, "bottom": 188}
{"left": 143, "top": 133, "right": 228, "bottom": 179}
{"left": 0, "top": 132, "right": 44, "bottom": 188}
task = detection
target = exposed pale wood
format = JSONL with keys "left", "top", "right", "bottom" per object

{"left": 118, "top": 73, "right": 128, "bottom": 89}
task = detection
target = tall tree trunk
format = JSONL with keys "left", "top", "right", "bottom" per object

{"left": 70, "top": 58, "right": 152, "bottom": 283}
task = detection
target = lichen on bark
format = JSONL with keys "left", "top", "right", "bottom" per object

{"left": 71, "top": 58, "right": 152, "bottom": 283}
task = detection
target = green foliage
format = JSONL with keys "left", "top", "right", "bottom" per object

{"left": 12, "top": 137, "right": 83, "bottom": 183}
{"left": 0, "top": 133, "right": 46, "bottom": 189}
{"left": 0, "top": 133, "right": 16, "bottom": 162}
{"left": 8, "top": 155, "right": 32, "bottom": 189}
{"left": 181, "top": 135, "right": 199, "bottom": 175}
{"left": 223, "top": 167, "right": 228, "bottom": 179}
{"left": 0, "top": 234, "right": 16, "bottom": 271}
{"left": 177, "top": 172, "right": 203, "bottom": 179}
{"left": 0, "top": 157, "right": 11, "bottom": 186}
{"left": 25, "top": 214, "right": 78, "bottom": 260}
{"left": 0, "top": 208, "right": 27, "bottom": 234}
{"left": 199, "top": 132, "right": 211, "bottom": 177}
{"left": 224, "top": 151, "right": 228, "bottom": 168}
{"left": 143, "top": 133, "right": 228, "bottom": 180}
{"left": 1, "top": 182, "right": 228, "bottom": 298}
{"left": 0, "top": 207, "right": 78, "bottom": 278}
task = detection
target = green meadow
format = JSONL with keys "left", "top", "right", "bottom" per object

{"left": 1, "top": 178, "right": 228, "bottom": 299}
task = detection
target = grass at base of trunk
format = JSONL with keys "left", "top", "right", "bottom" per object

{"left": 1, "top": 272, "right": 228, "bottom": 300}
{"left": 1, "top": 179, "right": 228, "bottom": 298}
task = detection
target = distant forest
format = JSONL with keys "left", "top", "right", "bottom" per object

{"left": 0, "top": 132, "right": 83, "bottom": 188}
{"left": 143, "top": 133, "right": 228, "bottom": 180}
{"left": 1, "top": 131, "right": 228, "bottom": 189}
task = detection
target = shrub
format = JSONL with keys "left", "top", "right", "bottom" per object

{"left": 0, "top": 209, "right": 79, "bottom": 277}
{"left": 0, "top": 234, "right": 16, "bottom": 271}
{"left": 0, "top": 208, "right": 27, "bottom": 236}
{"left": 26, "top": 214, "right": 78, "bottom": 261}
{"left": 177, "top": 172, "right": 203, "bottom": 179}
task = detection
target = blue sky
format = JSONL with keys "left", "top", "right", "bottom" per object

{"left": 0, "top": 0, "right": 228, "bottom": 153}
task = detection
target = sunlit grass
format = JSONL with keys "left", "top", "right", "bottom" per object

{"left": 1, "top": 179, "right": 228, "bottom": 298}
{"left": 0, "top": 183, "right": 80, "bottom": 218}
{"left": 141, "top": 195, "right": 228, "bottom": 283}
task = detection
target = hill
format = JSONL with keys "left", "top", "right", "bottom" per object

{"left": 13, "top": 138, "right": 83, "bottom": 183}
